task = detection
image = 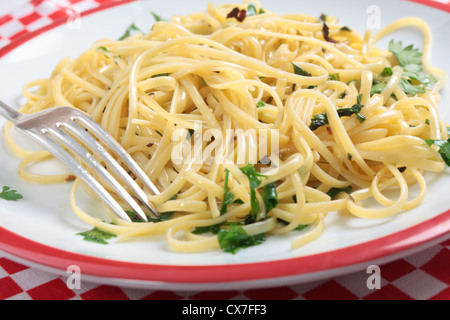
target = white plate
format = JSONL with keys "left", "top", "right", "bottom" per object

{"left": 0, "top": 0, "right": 449, "bottom": 291}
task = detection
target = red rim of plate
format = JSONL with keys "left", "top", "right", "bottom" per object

{"left": 0, "top": 0, "right": 449, "bottom": 285}
{"left": 409, "top": 0, "right": 450, "bottom": 12}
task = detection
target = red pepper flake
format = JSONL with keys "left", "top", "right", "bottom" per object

{"left": 326, "top": 126, "right": 333, "bottom": 135}
{"left": 322, "top": 23, "right": 337, "bottom": 43}
{"left": 66, "top": 175, "right": 76, "bottom": 182}
{"left": 320, "top": 13, "right": 337, "bottom": 43}
{"left": 227, "top": 7, "right": 247, "bottom": 22}
{"left": 147, "top": 143, "right": 154, "bottom": 147}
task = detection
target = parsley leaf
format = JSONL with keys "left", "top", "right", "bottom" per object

{"left": 425, "top": 139, "right": 450, "bottom": 166}
{"left": 126, "top": 210, "right": 174, "bottom": 223}
{"left": 389, "top": 41, "right": 422, "bottom": 66}
{"left": 257, "top": 101, "right": 265, "bottom": 108}
{"left": 220, "top": 169, "right": 235, "bottom": 215}
{"left": 329, "top": 73, "right": 340, "bottom": 81}
{"left": 125, "top": 210, "right": 143, "bottom": 222}
{"left": 238, "top": 165, "right": 279, "bottom": 218}
{"left": 151, "top": 12, "right": 167, "bottom": 22}
{"left": 262, "top": 182, "right": 278, "bottom": 213}
{"left": 336, "top": 94, "right": 365, "bottom": 122}
{"left": 126, "top": 194, "right": 177, "bottom": 222}
{"left": 77, "top": 228, "right": 117, "bottom": 245}
{"left": 118, "top": 23, "right": 143, "bottom": 41}
{"left": 240, "top": 164, "right": 267, "bottom": 220}
{"left": 0, "top": 186, "right": 23, "bottom": 201}
{"left": 248, "top": 188, "right": 261, "bottom": 220}
{"left": 239, "top": 164, "right": 266, "bottom": 189}
{"left": 309, "top": 95, "right": 365, "bottom": 131}
{"left": 292, "top": 63, "right": 312, "bottom": 77}
{"left": 440, "top": 143, "right": 450, "bottom": 166}
{"left": 193, "top": 223, "right": 224, "bottom": 235}
{"left": 371, "top": 82, "right": 387, "bottom": 95}
{"left": 218, "top": 225, "right": 265, "bottom": 254}
{"left": 192, "top": 221, "right": 246, "bottom": 235}
{"left": 381, "top": 67, "right": 393, "bottom": 77}
{"left": 295, "top": 224, "right": 309, "bottom": 231}
{"left": 310, "top": 113, "right": 329, "bottom": 131}
{"left": 399, "top": 79, "right": 426, "bottom": 95}
{"left": 280, "top": 219, "right": 309, "bottom": 231}
{"left": 97, "top": 46, "right": 112, "bottom": 57}
{"left": 370, "top": 67, "right": 393, "bottom": 96}
{"left": 149, "top": 212, "right": 175, "bottom": 222}
{"left": 246, "top": 4, "right": 265, "bottom": 16}
{"left": 327, "top": 186, "right": 352, "bottom": 199}
{"left": 388, "top": 40, "right": 436, "bottom": 95}
{"left": 247, "top": 4, "right": 258, "bottom": 16}
{"left": 152, "top": 73, "right": 170, "bottom": 78}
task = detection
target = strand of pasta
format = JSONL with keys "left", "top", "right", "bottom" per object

{"left": 3, "top": 2, "right": 447, "bottom": 254}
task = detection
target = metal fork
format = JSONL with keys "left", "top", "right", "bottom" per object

{"left": 0, "top": 100, "right": 160, "bottom": 223}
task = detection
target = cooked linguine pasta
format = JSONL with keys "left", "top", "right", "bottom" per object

{"left": 3, "top": 1, "right": 448, "bottom": 253}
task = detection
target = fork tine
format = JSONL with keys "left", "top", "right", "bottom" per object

{"left": 59, "top": 120, "right": 159, "bottom": 218}
{"left": 2, "top": 102, "right": 160, "bottom": 223}
{"left": 36, "top": 129, "right": 134, "bottom": 223}
{"left": 44, "top": 127, "right": 149, "bottom": 222}
{"left": 74, "top": 114, "right": 161, "bottom": 196}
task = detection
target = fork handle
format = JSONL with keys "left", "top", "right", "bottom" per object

{"left": 0, "top": 100, "right": 22, "bottom": 124}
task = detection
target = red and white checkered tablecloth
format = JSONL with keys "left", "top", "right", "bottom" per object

{"left": 0, "top": 0, "right": 449, "bottom": 301}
